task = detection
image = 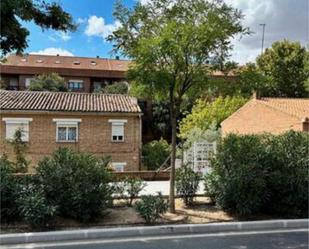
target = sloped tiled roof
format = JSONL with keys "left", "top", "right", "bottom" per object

{"left": 0, "top": 90, "right": 141, "bottom": 113}
{"left": 221, "top": 97, "right": 309, "bottom": 135}
{"left": 2, "top": 54, "right": 130, "bottom": 72}
{"left": 258, "top": 98, "right": 309, "bottom": 119}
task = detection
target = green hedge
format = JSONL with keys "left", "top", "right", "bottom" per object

{"left": 204, "top": 131, "right": 309, "bottom": 217}
{"left": 1, "top": 148, "right": 113, "bottom": 226}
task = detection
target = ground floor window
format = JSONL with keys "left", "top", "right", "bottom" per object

{"left": 112, "top": 162, "right": 126, "bottom": 172}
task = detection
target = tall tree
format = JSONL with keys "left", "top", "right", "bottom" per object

{"left": 1, "top": 0, "right": 76, "bottom": 55}
{"left": 257, "top": 40, "right": 308, "bottom": 97}
{"left": 109, "top": 0, "right": 247, "bottom": 212}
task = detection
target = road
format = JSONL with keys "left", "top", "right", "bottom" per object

{"left": 4, "top": 229, "right": 308, "bottom": 249}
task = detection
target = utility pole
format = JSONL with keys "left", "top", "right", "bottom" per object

{"left": 259, "top": 23, "right": 266, "bottom": 55}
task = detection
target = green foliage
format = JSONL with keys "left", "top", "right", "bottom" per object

{"left": 142, "top": 139, "right": 170, "bottom": 170}
{"left": 18, "top": 187, "right": 57, "bottom": 228}
{"left": 257, "top": 40, "right": 309, "bottom": 97}
{"left": 179, "top": 96, "right": 247, "bottom": 139}
{"left": 176, "top": 166, "right": 201, "bottom": 206}
{"left": 117, "top": 177, "right": 147, "bottom": 206}
{"left": 101, "top": 82, "right": 129, "bottom": 94}
{"left": 36, "top": 148, "right": 113, "bottom": 222}
{"left": 28, "top": 73, "right": 68, "bottom": 92}
{"left": 7, "top": 128, "right": 30, "bottom": 173}
{"left": 1, "top": 0, "right": 76, "bottom": 55}
{"left": 0, "top": 155, "right": 20, "bottom": 222}
{"left": 237, "top": 63, "right": 268, "bottom": 97}
{"left": 135, "top": 193, "right": 168, "bottom": 224}
{"left": 205, "top": 131, "right": 309, "bottom": 217}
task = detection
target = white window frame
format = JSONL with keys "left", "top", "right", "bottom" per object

{"left": 2, "top": 118, "right": 33, "bottom": 142}
{"left": 112, "top": 162, "right": 127, "bottom": 172}
{"left": 53, "top": 119, "right": 81, "bottom": 142}
{"left": 108, "top": 119, "right": 127, "bottom": 142}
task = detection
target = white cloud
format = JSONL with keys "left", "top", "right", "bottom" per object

{"left": 85, "top": 15, "right": 121, "bottom": 40}
{"left": 225, "top": 0, "right": 308, "bottom": 64}
{"left": 30, "top": 48, "right": 74, "bottom": 56}
{"left": 48, "top": 31, "right": 71, "bottom": 42}
{"left": 77, "top": 17, "right": 87, "bottom": 24}
{"left": 56, "top": 31, "right": 71, "bottom": 41}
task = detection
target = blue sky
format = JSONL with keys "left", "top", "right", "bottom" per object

{"left": 23, "top": 0, "right": 308, "bottom": 65}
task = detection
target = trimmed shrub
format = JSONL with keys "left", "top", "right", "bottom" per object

{"left": 0, "top": 155, "right": 20, "bottom": 222}
{"left": 36, "top": 148, "right": 113, "bottom": 222}
{"left": 176, "top": 166, "right": 200, "bottom": 206}
{"left": 142, "top": 138, "right": 170, "bottom": 170}
{"left": 205, "top": 131, "right": 309, "bottom": 217}
{"left": 18, "top": 187, "right": 57, "bottom": 228}
{"left": 135, "top": 193, "right": 168, "bottom": 224}
{"left": 123, "top": 177, "right": 146, "bottom": 206}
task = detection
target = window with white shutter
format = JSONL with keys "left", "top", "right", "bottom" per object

{"left": 108, "top": 119, "right": 127, "bottom": 142}
{"left": 112, "top": 162, "right": 126, "bottom": 172}
{"left": 2, "top": 118, "right": 33, "bottom": 142}
{"left": 53, "top": 119, "right": 81, "bottom": 142}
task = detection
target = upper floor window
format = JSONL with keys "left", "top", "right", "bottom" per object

{"left": 68, "top": 80, "right": 84, "bottom": 91}
{"left": 108, "top": 119, "right": 127, "bottom": 142}
{"left": 53, "top": 119, "right": 81, "bottom": 142}
{"left": 25, "top": 78, "right": 34, "bottom": 88}
{"left": 2, "top": 118, "right": 33, "bottom": 142}
{"left": 8, "top": 78, "right": 18, "bottom": 90}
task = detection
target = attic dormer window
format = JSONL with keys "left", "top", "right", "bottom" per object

{"left": 55, "top": 60, "right": 61, "bottom": 64}
{"left": 90, "top": 61, "right": 97, "bottom": 66}
{"left": 73, "top": 61, "right": 80, "bottom": 65}
{"left": 36, "top": 59, "right": 43, "bottom": 63}
{"left": 20, "top": 58, "right": 27, "bottom": 62}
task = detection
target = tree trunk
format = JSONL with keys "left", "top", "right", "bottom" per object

{"left": 169, "top": 107, "right": 177, "bottom": 213}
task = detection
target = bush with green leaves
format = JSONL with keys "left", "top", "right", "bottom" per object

{"left": 135, "top": 193, "right": 168, "bottom": 224}
{"left": 205, "top": 131, "right": 309, "bottom": 217}
{"left": 36, "top": 148, "right": 113, "bottom": 222}
{"left": 102, "top": 81, "right": 129, "bottom": 94}
{"left": 28, "top": 73, "right": 68, "bottom": 92}
{"left": 0, "top": 155, "right": 20, "bottom": 222}
{"left": 142, "top": 138, "right": 170, "bottom": 170}
{"left": 122, "top": 177, "right": 146, "bottom": 206}
{"left": 176, "top": 165, "right": 201, "bottom": 206}
{"left": 7, "top": 128, "right": 30, "bottom": 173}
{"left": 18, "top": 187, "right": 57, "bottom": 228}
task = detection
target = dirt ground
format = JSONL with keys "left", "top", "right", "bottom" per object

{"left": 0, "top": 197, "right": 234, "bottom": 233}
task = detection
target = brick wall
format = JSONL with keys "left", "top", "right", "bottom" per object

{"left": 0, "top": 112, "right": 141, "bottom": 172}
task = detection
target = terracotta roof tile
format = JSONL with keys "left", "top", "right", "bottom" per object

{"left": 259, "top": 97, "right": 309, "bottom": 119}
{"left": 221, "top": 97, "right": 309, "bottom": 135}
{"left": 0, "top": 90, "right": 141, "bottom": 113}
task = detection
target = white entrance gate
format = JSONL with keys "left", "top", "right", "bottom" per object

{"left": 183, "top": 141, "right": 216, "bottom": 174}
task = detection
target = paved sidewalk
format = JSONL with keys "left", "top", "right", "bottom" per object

{"left": 141, "top": 181, "right": 205, "bottom": 196}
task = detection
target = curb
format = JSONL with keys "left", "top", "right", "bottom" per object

{"left": 1, "top": 219, "right": 308, "bottom": 245}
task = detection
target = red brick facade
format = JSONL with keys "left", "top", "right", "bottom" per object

{"left": 0, "top": 112, "right": 142, "bottom": 172}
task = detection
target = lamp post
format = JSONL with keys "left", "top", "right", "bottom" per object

{"left": 259, "top": 23, "right": 266, "bottom": 54}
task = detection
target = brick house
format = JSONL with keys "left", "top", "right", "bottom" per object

{"left": 0, "top": 90, "right": 142, "bottom": 172}
{"left": 0, "top": 54, "right": 130, "bottom": 92}
{"left": 221, "top": 95, "right": 309, "bottom": 135}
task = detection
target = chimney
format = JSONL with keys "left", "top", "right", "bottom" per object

{"left": 56, "top": 54, "right": 59, "bottom": 56}
{"left": 96, "top": 55, "right": 100, "bottom": 58}
{"left": 252, "top": 90, "right": 261, "bottom": 99}
{"left": 115, "top": 55, "right": 120, "bottom": 60}
{"left": 302, "top": 117, "right": 309, "bottom": 132}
